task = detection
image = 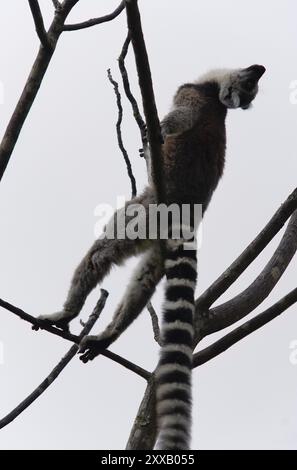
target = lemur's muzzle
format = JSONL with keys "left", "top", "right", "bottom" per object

{"left": 243, "top": 64, "right": 266, "bottom": 80}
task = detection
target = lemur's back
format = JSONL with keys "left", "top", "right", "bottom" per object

{"left": 163, "top": 83, "right": 227, "bottom": 209}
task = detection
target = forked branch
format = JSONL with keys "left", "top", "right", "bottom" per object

{"left": 0, "top": 0, "right": 80, "bottom": 181}
{"left": 63, "top": 1, "right": 125, "bottom": 31}
{"left": 199, "top": 209, "right": 297, "bottom": 337}
{"left": 0, "top": 0, "right": 126, "bottom": 182}
{"left": 0, "top": 291, "right": 108, "bottom": 430}
{"left": 28, "top": 0, "right": 50, "bottom": 49}
{"left": 196, "top": 187, "right": 297, "bottom": 313}
{"left": 193, "top": 286, "right": 297, "bottom": 367}
{"left": 0, "top": 293, "right": 150, "bottom": 380}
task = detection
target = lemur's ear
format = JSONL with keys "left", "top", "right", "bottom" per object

{"left": 240, "top": 64, "right": 266, "bottom": 80}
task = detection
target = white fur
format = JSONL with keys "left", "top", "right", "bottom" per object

{"left": 162, "top": 343, "right": 193, "bottom": 358}
{"left": 157, "top": 427, "right": 189, "bottom": 441}
{"left": 156, "top": 363, "right": 191, "bottom": 378}
{"left": 195, "top": 68, "right": 238, "bottom": 85}
{"left": 163, "top": 299, "right": 195, "bottom": 313}
{"left": 157, "top": 398, "right": 190, "bottom": 414}
{"left": 162, "top": 320, "right": 194, "bottom": 338}
{"left": 195, "top": 67, "right": 245, "bottom": 109}
{"left": 166, "top": 278, "right": 196, "bottom": 289}
{"left": 156, "top": 382, "right": 191, "bottom": 399}
{"left": 165, "top": 257, "right": 197, "bottom": 271}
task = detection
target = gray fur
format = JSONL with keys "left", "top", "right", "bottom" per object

{"left": 38, "top": 65, "right": 265, "bottom": 449}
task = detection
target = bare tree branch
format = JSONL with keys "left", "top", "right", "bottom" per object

{"left": 0, "top": 297, "right": 79, "bottom": 343}
{"left": 126, "top": 376, "right": 157, "bottom": 450}
{"left": 62, "top": 0, "right": 81, "bottom": 14}
{"left": 147, "top": 302, "right": 162, "bottom": 346}
{"left": 107, "top": 68, "right": 137, "bottom": 198}
{"left": 0, "top": 291, "right": 108, "bottom": 430}
{"left": 28, "top": 0, "right": 50, "bottom": 49}
{"left": 193, "top": 286, "right": 297, "bottom": 368}
{"left": 63, "top": 1, "right": 125, "bottom": 31}
{"left": 118, "top": 34, "right": 147, "bottom": 146}
{"left": 117, "top": 29, "right": 164, "bottom": 353}
{"left": 0, "top": 0, "right": 80, "bottom": 181}
{"left": 125, "top": 0, "right": 165, "bottom": 204}
{"left": 51, "top": 0, "right": 61, "bottom": 10}
{"left": 202, "top": 210, "right": 297, "bottom": 336}
{"left": 196, "top": 187, "right": 297, "bottom": 312}
{"left": 0, "top": 293, "right": 150, "bottom": 380}
{"left": 117, "top": 32, "right": 163, "bottom": 354}
{"left": 100, "top": 350, "right": 150, "bottom": 380}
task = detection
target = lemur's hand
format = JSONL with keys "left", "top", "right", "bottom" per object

{"left": 32, "top": 311, "right": 74, "bottom": 332}
{"left": 78, "top": 333, "right": 113, "bottom": 363}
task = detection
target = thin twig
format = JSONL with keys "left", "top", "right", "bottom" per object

{"left": 125, "top": 0, "right": 164, "bottom": 204}
{"left": 117, "top": 33, "right": 162, "bottom": 355}
{"left": 63, "top": 1, "right": 125, "bottom": 31}
{"left": 0, "top": 291, "right": 108, "bottom": 430}
{"left": 0, "top": 298, "right": 79, "bottom": 343}
{"left": 193, "top": 287, "right": 297, "bottom": 368}
{"left": 147, "top": 302, "right": 162, "bottom": 346}
{"left": 118, "top": 34, "right": 147, "bottom": 146}
{"left": 101, "top": 350, "right": 151, "bottom": 380}
{"left": 0, "top": 295, "right": 150, "bottom": 379}
{"left": 28, "top": 0, "right": 51, "bottom": 49}
{"left": 107, "top": 69, "right": 137, "bottom": 198}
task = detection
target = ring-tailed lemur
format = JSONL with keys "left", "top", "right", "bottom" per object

{"left": 37, "top": 64, "right": 265, "bottom": 450}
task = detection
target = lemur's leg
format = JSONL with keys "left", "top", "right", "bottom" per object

{"left": 37, "top": 191, "right": 154, "bottom": 330}
{"left": 78, "top": 245, "right": 164, "bottom": 362}
{"left": 37, "top": 236, "right": 146, "bottom": 330}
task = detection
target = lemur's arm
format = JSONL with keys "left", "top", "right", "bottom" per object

{"left": 161, "top": 105, "right": 198, "bottom": 139}
{"left": 160, "top": 83, "right": 203, "bottom": 140}
{"left": 141, "top": 103, "right": 199, "bottom": 185}
{"left": 141, "top": 105, "right": 190, "bottom": 181}
{"left": 79, "top": 246, "right": 163, "bottom": 362}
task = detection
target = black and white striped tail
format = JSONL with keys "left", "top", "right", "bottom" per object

{"left": 156, "top": 236, "right": 197, "bottom": 450}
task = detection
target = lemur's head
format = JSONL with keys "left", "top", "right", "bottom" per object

{"left": 219, "top": 65, "right": 266, "bottom": 109}
{"left": 198, "top": 64, "right": 266, "bottom": 110}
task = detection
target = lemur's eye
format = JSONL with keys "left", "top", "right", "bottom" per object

{"left": 245, "top": 79, "right": 255, "bottom": 91}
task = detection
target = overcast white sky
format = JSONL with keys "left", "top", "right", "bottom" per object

{"left": 0, "top": 0, "right": 296, "bottom": 450}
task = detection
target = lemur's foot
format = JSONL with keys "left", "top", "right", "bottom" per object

{"left": 78, "top": 334, "right": 112, "bottom": 363}
{"left": 32, "top": 311, "right": 74, "bottom": 332}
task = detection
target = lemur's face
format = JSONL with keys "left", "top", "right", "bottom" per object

{"left": 219, "top": 64, "right": 266, "bottom": 110}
